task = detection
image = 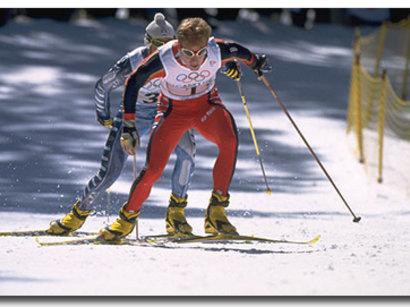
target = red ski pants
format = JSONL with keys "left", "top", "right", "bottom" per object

{"left": 125, "top": 88, "right": 238, "bottom": 212}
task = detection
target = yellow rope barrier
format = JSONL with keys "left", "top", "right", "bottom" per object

{"left": 346, "top": 17, "right": 410, "bottom": 184}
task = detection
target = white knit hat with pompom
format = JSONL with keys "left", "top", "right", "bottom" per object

{"left": 144, "top": 13, "right": 175, "bottom": 45}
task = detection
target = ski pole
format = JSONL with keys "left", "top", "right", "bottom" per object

{"left": 132, "top": 154, "right": 140, "bottom": 240}
{"left": 236, "top": 79, "right": 272, "bottom": 195}
{"left": 259, "top": 75, "right": 361, "bottom": 223}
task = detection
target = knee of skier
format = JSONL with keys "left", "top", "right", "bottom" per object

{"left": 144, "top": 164, "right": 165, "bottom": 183}
{"left": 97, "top": 151, "right": 126, "bottom": 190}
{"left": 176, "top": 132, "right": 196, "bottom": 158}
{"left": 185, "top": 138, "right": 196, "bottom": 158}
{"left": 175, "top": 144, "right": 195, "bottom": 166}
{"left": 96, "top": 168, "right": 119, "bottom": 192}
{"left": 102, "top": 169, "right": 121, "bottom": 187}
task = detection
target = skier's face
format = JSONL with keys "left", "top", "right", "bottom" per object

{"left": 179, "top": 42, "right": 207, "bottom": 71}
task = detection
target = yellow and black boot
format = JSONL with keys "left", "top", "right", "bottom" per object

{"left": 204, "top": 192, "right": 238, "bottom": 235}
{"left": 98, "top": 204, "right": 139, "bottom": 242}
{"left": 46, "top": 199, "right": 93, "bottom": 235}
{"left": 165, "top": 194, "right": 193, "bottom": 236}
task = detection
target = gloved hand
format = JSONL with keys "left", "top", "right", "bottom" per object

{"left": 120, "top": 120, "right": 140, "bottom": 156}
{"left": 252, "top": 54, "right": 272, "bottom": 78}
{"left": 221, "top": 61, "right": 241, "bottom": 81}
{"left": 97, "top": 114, "right": 113, "bottom": 129}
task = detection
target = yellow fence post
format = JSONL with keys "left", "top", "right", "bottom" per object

{"left": 347, "top": 29, "right": 361, "bottom": 134}
{"left": 377, "top": 69, "right": 387, "bottom": 183}
{"left": 374, "top": 22, "right": 387, "bottom": 77}
{"left": 363, "top": 23, "right": 386, "bottom": 127}
{"left": 353, "top": 27, "right": 361, "bottom": 56}
{"left": 347, "top": 17, "right": 410, "bottom": 185}
{"left": 354, "top": 53, "right": 365, "bottom": 163}
{"left": 346, "top": 66, "right": 355, "bottom": 133}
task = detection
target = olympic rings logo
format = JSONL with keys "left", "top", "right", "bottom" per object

{"left": 143, "top": 78, "right": 161, "bottom": 91}
{"left": 176, "top": 70, "right": 211, "bottom": 83}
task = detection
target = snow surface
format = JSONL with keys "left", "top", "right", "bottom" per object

{"left": 0, "top": 17, "right": 409, "bottom": 296}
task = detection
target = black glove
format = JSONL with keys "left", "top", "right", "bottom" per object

{"left": 252, "top": 54, "right": 272, "bottom": 78}
{"left": 220, "top": 61, "right": 242, "bottom": 81}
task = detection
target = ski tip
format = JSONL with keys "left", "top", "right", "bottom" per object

{"left": 34, "top": 237, "right": 58, "bottom": 247}
{"left": 308, "top": 234, "right": 321, "bottom": 245}
{"left": 34, "top": 237, "right": 46, "bottom": 247}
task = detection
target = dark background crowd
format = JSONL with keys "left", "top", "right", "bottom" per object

{"left": 0, "top": 8, "right": 409, "bottom": 29}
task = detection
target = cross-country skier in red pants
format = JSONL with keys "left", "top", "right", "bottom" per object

{"left": 99, "top": 17, "right": 271, "bottom": 241}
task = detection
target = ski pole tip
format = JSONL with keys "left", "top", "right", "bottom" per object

{"left": 308, "top": 234, "right": 321, "bottom": 245}
{"left": 266, "top": 188, "right": 272, "bottom": 195}
{"left": 353, "top": 216, "right": 361, "bottom": 223}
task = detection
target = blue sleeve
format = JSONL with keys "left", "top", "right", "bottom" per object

{"left": 94, "top": 55, "right": 132, "bottom": 119}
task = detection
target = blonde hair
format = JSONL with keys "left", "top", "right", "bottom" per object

{"left": 177, "top": 18, "right": 212, "bottom": 47}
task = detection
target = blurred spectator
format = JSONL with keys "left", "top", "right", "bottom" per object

{"left": 288, "top": 9, "right": 316, "bottom": 29}
{"left": 2, "top": 7, "right": 408, "bottom": 28}
{"left": 289, "top": 8, "right": 308, "bottom": 28}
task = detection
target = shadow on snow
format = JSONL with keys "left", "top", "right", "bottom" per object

{"left": 0, "top": 17, "right": 354, "bottom": 218}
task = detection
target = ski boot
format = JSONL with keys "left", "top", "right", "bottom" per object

{"left": 204, "top": 191, "right": 238, "bottom": 235}
{"left": 165, "top": 194, "right": 193, "bottom": 236}
{"left": 98, "top": 203, "right": 139, "bottom": 242}
{"left": 46, "top": 199, "right": 93, "bottom": 235}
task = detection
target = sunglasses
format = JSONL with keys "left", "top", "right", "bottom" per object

{"left": 146, "top": 34, "right": 174, "bottom": 47}
{"left": 180, "top": 46, "right": 208, "bottom": 58}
